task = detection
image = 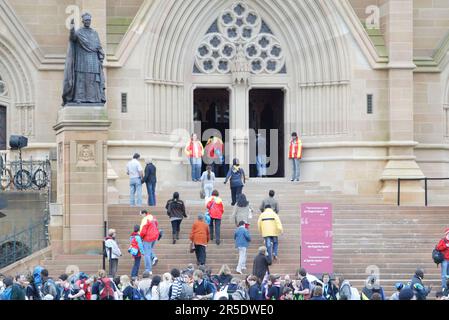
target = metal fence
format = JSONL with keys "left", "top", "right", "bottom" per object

{"left": 1, "top": 154, "right": 52, "bottom": 192}
{"left": 0, "top": 217, "right": 49, "bottom": 269}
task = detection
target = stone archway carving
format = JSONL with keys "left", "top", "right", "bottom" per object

{"left": 194, "top": 2, "right": 286, "bottom": 76}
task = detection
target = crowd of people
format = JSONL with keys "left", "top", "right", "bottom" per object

{"left": 125, "top": 132, "right": 303, "bottom": 207}
{"left": 1, "top": 264, "right": 448, "bottom": 301}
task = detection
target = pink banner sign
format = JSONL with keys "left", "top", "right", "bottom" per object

{"left": 300, "top": 203, "right": 333, "bottom": 274}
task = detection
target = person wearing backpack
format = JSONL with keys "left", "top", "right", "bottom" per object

{"left": 104, "top": 229, "right": 122, "bottom": 278}
{"left": 120, "top": 275, "right": 142, "bottom": 300}
{"left": 206, "top": 190, "right": 224, "bottom": 245}
{"left": 410, "top": 269, "right": 431, "bottom": 300}
{"left": 148, "top": 275, "right": 162, "bottom": 300}
{"left": 129, "top": 225, "right": 145, "bottom": 278}
{"left": 159, "top": 273, "right": 173, "bottom": 300}
{"left": 68, "top": 273, "right": 92, "bottom": 300}
{"left": 140, "top": 210, "right": 160, "bottom": 274}
{"left": 25, "top": 272, "right": 41, "bottom": 300}
{"left": 193, "top": 270, "right": 216, "bottom": 300}
{"left": 41, "top": 269, "right": 57, "bottom": 300}
{"left": 170, "top": 268, "right": 193, "bottom": 300}
{"left": 293, "top": 268, "right": 311, "bottom": 300}
{"left": 224, "top": 158, "right": 246, "bottom": 206}
{"left": 91, "top": 269, "right": 118, "bottom": 300}
{"left": 0, "top": 276, "right": 14, "bottom": 300}
{"left": 436, "top": 228, "right": 449, "bottom": 290}
{"left": 166, "top": 192, "right": 188, "bottom": 244}
{"left": 335, "top": 275, "right": 353, "bottom": 300}
{"left": 247, "top": 275, "right": 264, "bottom": 300}
{"left": 265, "top": 274, "right": 282, "bottom": 300}
{"left": 189, "top": 214, "right": 210, "bottom": 266}
{"left": 234, "top": 220, "right": 251, "bottom": 274}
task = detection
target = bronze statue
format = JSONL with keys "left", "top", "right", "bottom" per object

{"left": 62, "top": 13, "right": 106, "bottom": 106}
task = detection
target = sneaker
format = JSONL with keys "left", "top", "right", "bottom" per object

{"left": 152, "top": 257, "right": 158, "bottom": 266}
{"left": 216, "top": 240, "right": 221, "bottom": 245}
{"left": 290, "top": 179, "right": 294, "bottom": 182}
{"left": 273, "top": 256, "right": 278, "bottom": 261}
{"left": 236, "top": 270, "right": 243, "bottom": 275}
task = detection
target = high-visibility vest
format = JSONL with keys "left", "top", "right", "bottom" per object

{"left": 288, "top": 138, "right": 303, "bottom": 159}
{"left": 185, "top": 140, "right": 204, "bottom": 158}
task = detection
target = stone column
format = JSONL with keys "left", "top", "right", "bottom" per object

{"left": 52, "top": 106, "right": 110, "bottom": 255}
{"left": 380, "top": 0, "right": 425, "bottom": 204}
{"left": 230, "top": 83, "right": 250, "bottom": 175}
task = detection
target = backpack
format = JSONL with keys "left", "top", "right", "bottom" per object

{"left": 128, "top": 236, "right": 140, "bottom": 257}
{"left": 42, "top": 279, "right": 57, "bottom": 299}
{"left": 350, "top": 287, "right": 361, "bottom": 300}
{"left": 433, "top": 248, "right": 445, "bottom": 265}
{"left": 132, "top": 287, "right": 143, "bottom": 300}
{"left": 226, "top": 283, "right": 238, "bottom": 300}
{"left": 179, "top": 282, "right": 194, "bottom": 300}
{"left": 0, "top": 287, "right": 12, "bottom": 300}
{"left": 33, "top": 266, "right": 44, "bottom": 287}
{"left": 99, "top": 278, "right": 115, "bottom": 300}
{"left": 232, "top": 288, "right": 249, "bottom": 300}
{"left": 204, "top": 212, "right": 211, "bottom": 225}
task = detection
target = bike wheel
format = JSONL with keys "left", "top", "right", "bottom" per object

{"left": 14, "top": 169, "right": 32, "bottom": 190}
{"left": 32, "top": 169, "right": 48, "bottom": 189}
{"left": 0, "top": 168, "right": 12, "bottom": 190}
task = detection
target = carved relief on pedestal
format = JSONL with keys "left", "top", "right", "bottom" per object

{"left": 76, "top": 143, "right": 96, "bottom": 167}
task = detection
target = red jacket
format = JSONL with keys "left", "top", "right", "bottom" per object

{"left": 207, "top": 196, "right": 224, "bottom": 220}
{"left": 437, "top": 238, "right": 449, "bottom": 260}
{"left": 140, "top": 217, "right": 160, "bottom": 242}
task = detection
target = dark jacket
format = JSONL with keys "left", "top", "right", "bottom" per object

{"left": 143, "top": 163, "right": 157, "bottom": 184}
{"left": 253, "top": 253, "right": 271, "bottom": 281}
{"left": 166, "top": 199, "right": 187, "bottom": 219}
{"left": 225, "top": 166, "right": 245, "bottom": 188}
{"left": 410, "top": 275, "right": 430, "bottom": 300}
{"left": 249, "top": 283, "right": 264, "bottom": 300}
{"left": 323, "top": 283, "right": 339, "bottom": 300}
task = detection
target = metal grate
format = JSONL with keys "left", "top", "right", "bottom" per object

{"left": 121, "top": 93, "right": 128, "bottom": 113}
{"left": 367, "top": 94, "right": 373, "bottom": 114}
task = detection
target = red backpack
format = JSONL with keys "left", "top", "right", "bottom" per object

{"left": 99, "top": 278, "right": 115, "bottom": 300}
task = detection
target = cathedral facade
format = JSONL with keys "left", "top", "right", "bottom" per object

{"left": 1, "top": 0, "right": 449, "bottom": 203}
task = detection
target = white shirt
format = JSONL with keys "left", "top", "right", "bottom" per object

{"left": 200, "top": 171, "right": 215, "bottom": 186}
{"left": 127, "top": 159, "right": 143, "bottom": 179}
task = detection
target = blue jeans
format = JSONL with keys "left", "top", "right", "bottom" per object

{"left": 130, "top": 177, "right": 142, "bottom": 206}
{"left": 190, "top": 158, "right": 202, "bottom": 181}
{"left": 131, "top": 256, "right": 141, "bottom": 278}
{"left": 264, "top": 236, "right": 278, "bottom": 261}
{"left": 210, "top": 218, "right": 221, "bottom": 242}
{"left": 143, "top": 241, "right": 156, "bottom": 272}
{"left": 442, "top": 260, "right": 449, "bottom": 289}
{"left": 146, "top": 181, "right": 156, "bottom": 206}
{"left": 257, "top": 155, "right": 267, "bottom": 177}
{"left": 291, "top": 159, "right": 300, "bottom": 181}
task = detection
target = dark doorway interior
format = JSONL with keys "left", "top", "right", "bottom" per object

{"left": 0, "top": 106, "right": 6, "bottom": 150}
{"left": 249, "top": 89, "right": 284, "bottom": 177}
{"left": 194, "top": 89, "right": 229, "bottom": 177}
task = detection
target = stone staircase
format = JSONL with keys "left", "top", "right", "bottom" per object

{"left": 41, "top": 179, "right": 449, "bottom": 298}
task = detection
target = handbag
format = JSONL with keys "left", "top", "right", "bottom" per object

{"left": 190, "top": 242, "right": 195, "bottom": 253}
{"left": 200, "top": 189, "right": 206, "bottom": 200}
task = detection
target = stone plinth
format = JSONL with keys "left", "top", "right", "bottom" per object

{"left": 53, "top": 106, "right": 111, "bottom": 255}
{"left": 381, "top": 160, "right": 425, "bottom": 205}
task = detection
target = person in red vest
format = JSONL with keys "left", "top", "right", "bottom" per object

{"left": 185, "top": 133, "right": 204, "bottom": 182}
{"left": 436, "top": 228, "right": 449, "bottom": 290}
{"left": 288, "top": 132, "right": 303, "bottom": 182}
{"left": 206, "top": 189, "right": 225, "bottom": 245}
{"left": 204, "top": 136, "right": 224, "bottom": 176}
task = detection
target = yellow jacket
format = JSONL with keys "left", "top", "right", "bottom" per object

{"left": 258, "top": 208, "right": 283, "bottom": 237}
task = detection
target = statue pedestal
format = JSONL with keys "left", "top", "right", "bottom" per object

{"left": 52, "top": 106, "right": 111, "bottom": 255}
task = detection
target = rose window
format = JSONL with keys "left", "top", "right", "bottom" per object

{"left": 194, "top": 2, "right": 286, "bottom": 75}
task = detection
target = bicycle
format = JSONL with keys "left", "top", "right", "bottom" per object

{"left": 32, "top": 158, "right": 50, "bottom": 190}
{"left": 12, "top": 149, "right": 32, "bottom": 190}
{"left": 0, "top": 153, "right": 12, "bottom": 190}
